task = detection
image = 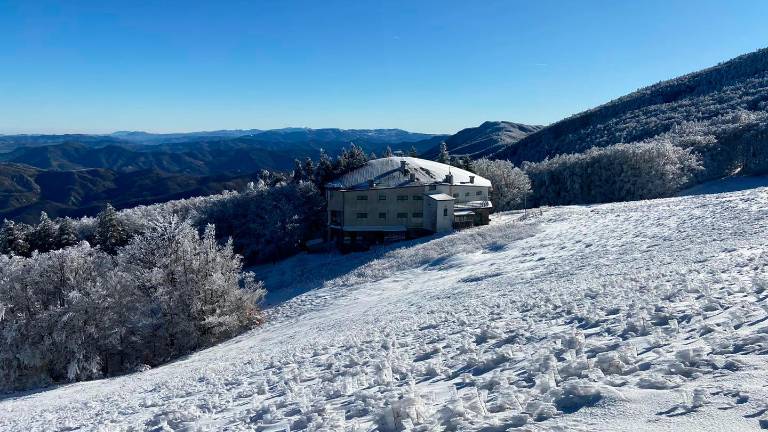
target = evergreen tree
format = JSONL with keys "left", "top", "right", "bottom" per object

{"left": 291, "top": 159, "right": 305, "bottom": 183}
{"left": 313, "top": 150, "right": 334, "bottom": 187}
{"left": 369, "top": 151, "right": 377, "bottom": 160}
{"left": 384, "top": 146, "right": 394, "bottom": 157}
{"left": 408, "top": 145, "right": 418, "bottom": 157}
{"left": 94, "top": 204, "right": 127, "bottom": 254}
{"left": 56, "top": 217, "right": 79, "bottom": 249}
{"left": 0, "top": 220, "right": 29, "bottom": 256}
{"left": 30, "top": 212, "right": 57, "bottom": 253}
{"left": 437, "top": 142, "right": 450, "bottom": 164}
{"left": 461, "top": 156, "right": 474, "bottom": 172}
{"left": 302, "top": 158, "right": 315, "bottom": 183}
{"left": 345, "top": 144, "right": 368, "bottom": 170}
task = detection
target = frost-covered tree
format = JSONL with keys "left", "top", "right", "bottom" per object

{"left": 29, "top": 212, "right": 57, "bottom": 253}
{"left": 313, "top": 149, "right": 335, "bottom": 188}
{"left": 291, "top": 159, "right": 306, "bottom": 183}
{"left": 94, "top": 204, "right": 128, "bottom": 253}
{"left": 56, "top": 217, "right": 79, "bottom": 249}
{"left": 409, "top": 145, "right": 418, "bottom": 157}
{"left": 384, "top": 146, "right": 394, "bottom": 157}
{"left": 201, "top": 181, "right": 326, "bottom": 264}
{"left": 474, "top": 159, "right": 532, "bottom": 211}
{"left": 437, "top": 142, "right": 450, "bottom": 164}
{"left": 0, "top": 215, "right": 264, "bottom": 391}
{"left": 523, "top": 140, "right": 702, "bottom": 206}
{"left": 0, "top": 219, "right": 30, "bottom": 256}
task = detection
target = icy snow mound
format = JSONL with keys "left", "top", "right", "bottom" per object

{"left": 2, "top": 187, "right": 768, "bottom": 431}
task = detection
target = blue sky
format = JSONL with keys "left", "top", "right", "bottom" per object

{"left": 1, "top": 0, "right": 767, "bottom": 135}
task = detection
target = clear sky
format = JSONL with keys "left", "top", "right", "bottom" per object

{"left": 1, "top": 0, "right": 767, "bottom": 135}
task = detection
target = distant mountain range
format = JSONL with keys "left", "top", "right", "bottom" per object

{"left": 0, "top": 127, "right": 441, "bottom": 152}
{"left": 0, "top": 128, "right": 446, "bottom": 222}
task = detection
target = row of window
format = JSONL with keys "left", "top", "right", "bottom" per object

{"left": 356, "top": 191, "right": 483, "bottom": 200}
{"left": 357, "top": 194, "right": 424, "bottom": 201}
{"left": 356, "top": 212, "right": 423, "bottom": 219}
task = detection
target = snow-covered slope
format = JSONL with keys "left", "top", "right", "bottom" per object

{"left": 2, "top": 187, "right": 768, "bottom": 431}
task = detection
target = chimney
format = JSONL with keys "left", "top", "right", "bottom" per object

{"left": 469, "top": 175, "right": 475, "bottom": 184}
{"left": 445, "top": 174, "right": 454, "bottom": 184}
{"left": 400, "top": 160, "right": 407, "bottom": 173}
{"left": 409, "top": 172, "right": 416, "bottom": 182}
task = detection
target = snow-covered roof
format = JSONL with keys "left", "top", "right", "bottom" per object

{"left": 426, "top": 193, "right": 455, "bottom": 201}
{"left": 326, "top": 157, "right": 492, "bottom": 189}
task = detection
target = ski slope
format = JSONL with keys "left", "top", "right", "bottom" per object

{"left": 2, "top": 186, "right": 768, "bottom": 431}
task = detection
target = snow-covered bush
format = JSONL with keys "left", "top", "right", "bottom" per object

{"left": 473, "top": 159, "right": 532, "bottom": 211}
{"left": 0, "top": 216, "right": 264, "bottom": 391}
{"left": 524, "top": 140, "right": 702, "bottom": 205}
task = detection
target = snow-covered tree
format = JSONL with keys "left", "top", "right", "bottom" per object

{"left": 523, "top": 140, "right": 702, "bottom": 206}
{"left": 0, "top": 220, "right": 30, "bottom": 256}
{"left": 56, "top": 217, "right": 79, "bottom": 249}
{"left": 29, "top": 212, "right": 57, "bottom": 253}
{"left": 409, "top": 145, "right": 418, "bottom": 157}
{"left": 474, "top": 159, "right": 532, "bottom": 211}
{"left": 384, "top": 146, "right": 394, "bottom": 157}
{"left": 313, "top": 149, "right": 334, "bottom": 188}
{"left": 0, "top": 215, "right": 264, "bottom": 391}
{"left": 437, "top": 142, "right": 450, "bottom": 164}
{"left": 94, "top": 204, "right": 128, "bottom": 253}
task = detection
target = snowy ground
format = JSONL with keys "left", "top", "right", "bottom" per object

{"left": 2, "top": 186, "right": 768, "bottom": 431}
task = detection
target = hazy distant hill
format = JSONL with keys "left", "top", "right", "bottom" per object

{"left": 0, "top": 135, "right": 129, "bottom": 153}
{"left": 110, "top": 129, "right": 264, "bottom": 145}
{"left": 245, "top": 128, "right": 439, "bottom": 144}
{"left": 421, "top": 121, "right": 544, "bottom": 159}
{"left": 0, "top": 163, "right": 258, "bottom": 223}
{"left": 0, "top": 142, "right": 300, "bottom": 175}
{"left": 494, "top": 48, "right": 768, "bottom": 173}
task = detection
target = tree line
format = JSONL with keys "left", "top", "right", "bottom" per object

{"left": 0, "top": 216, "right": 263, "bottom": 391}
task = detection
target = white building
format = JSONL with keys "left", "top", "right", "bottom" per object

{"left": 325, "top": 157, "right": 492, "bottom": 244}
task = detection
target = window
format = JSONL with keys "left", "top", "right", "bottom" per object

{"left": 378, "top": 194, "right": 387, "bottom": 201}
{"left": 356, "top": 212, "right": 368, "bottom": 219}
{"left": 443, "top": 208, "right": 448, "bottom": 217}
{"left": 356, "top": 195, "right": 368, "bottom": 201}
{"left": 397, "top": 195, "right": 408, "bottom": 201}
{"left": 397, "top": 212, "right": 408, "bottom": 218}
{"left": 465, "top": 192, "right": 470, "bottom": 197}
{"left": 412, "top": 195, "right": 423, "bottom": 201}
{"left": 452, "top": 193, "right": 459, "bottom": 198}
{"left": 476, "top": 191, "right": 483, "bottom": 196}
{"left": 428, "top": 185, "right": 437, "bottom": 191}
{"left": 412, "top": 212, "right": 423, "bottom": 218}
{"left": 378, "top": 212, "right": 387, "bottom": 219}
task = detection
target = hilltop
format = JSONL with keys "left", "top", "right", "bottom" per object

{"left": 422, "top": 121, "right": 543, "bottom": 159}
{"left": 493, "top": 48, "right": 768, "bottom": 179}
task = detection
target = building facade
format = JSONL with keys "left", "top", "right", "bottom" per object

{"left": 325, "top": 157, "right": 492, "bottom": 244}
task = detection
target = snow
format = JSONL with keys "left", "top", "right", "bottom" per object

{"left": 326, "top": 157, "right": 492, "bottom": 189}
{"left": 3, "top": 186, "right": 768, "bottom": 431}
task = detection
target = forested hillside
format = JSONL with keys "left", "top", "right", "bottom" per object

{"left": 494, "top": 48, "right": 768, "bottom": 182}
{"left": 421, "top": 121, "right": 543, "bottom": 159}
{"left": 0, "top": 163, "right": 259, "bottom": 223}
